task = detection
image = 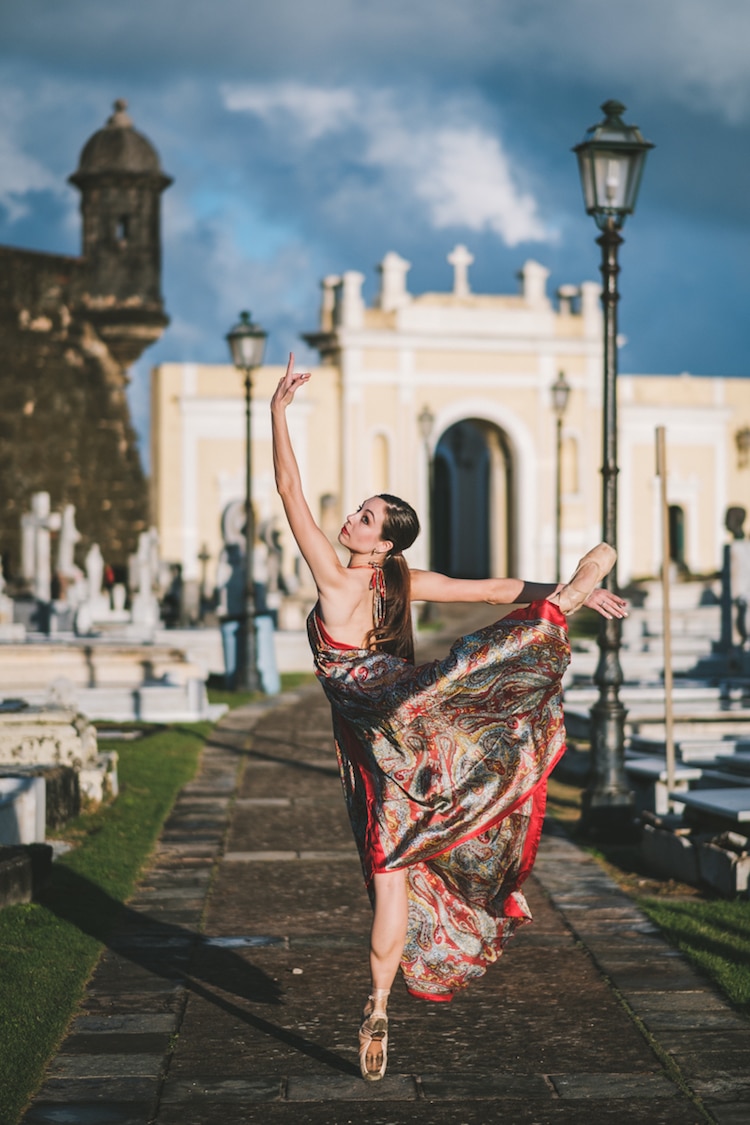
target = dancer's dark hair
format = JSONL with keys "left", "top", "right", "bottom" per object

{"left": 365, "top": 493, "right": 420, "bottom": 662}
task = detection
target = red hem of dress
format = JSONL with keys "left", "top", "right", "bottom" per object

{"left": 406, "top": 986, "right": 454, "bottom": 1002}
{"left": 515, "top": 740, "right": 566, "bottom": 888}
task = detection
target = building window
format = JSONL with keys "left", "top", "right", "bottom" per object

{"left": 116, "top": 215, "right": 129, "bottom": 244}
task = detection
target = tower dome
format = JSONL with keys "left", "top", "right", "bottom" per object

{"left": 69, "top": 99, "right": 171, "bottom": 186}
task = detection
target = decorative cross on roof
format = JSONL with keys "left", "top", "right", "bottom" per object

{"left": 447, "top": 244, "right": 474, "bottom": 297}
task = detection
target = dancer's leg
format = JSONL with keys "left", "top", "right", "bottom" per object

{"left": 359, "top": 869, "right": 408, "bottom": 1080}
{"left": 370, "top": 869, "right": 408, "bottom": 989}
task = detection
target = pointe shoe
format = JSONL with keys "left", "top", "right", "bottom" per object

{"left": 358, "top": 989, "right": 389, "bottom": 1082}
{"left": 556, "top": 543, "right": 616, "bottom": 616}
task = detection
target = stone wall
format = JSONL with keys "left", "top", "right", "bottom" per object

{"left": 0, "top": 245, "right": 148, "bottom": 574}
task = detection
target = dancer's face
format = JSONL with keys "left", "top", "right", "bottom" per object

{"left": 339, "top": 497, "right": 393, "bottom": 558}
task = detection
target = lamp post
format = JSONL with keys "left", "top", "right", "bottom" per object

{"left": 573, "top": 100, "right": 653, "bottom": 838}
{"left": 197, "top": 542, "right": 211, "bottom": 622}
{"left": 550, "top": 371, "right": 571, "bottom": 584}
{"left": 226, "top": 310, "right": 268, "bottom": 693}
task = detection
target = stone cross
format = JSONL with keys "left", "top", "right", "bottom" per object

{"left": 21, "top": 492, "right": 62, "bottom": 602}
{"left": 448, "top": 244, "right": 474, "bottom": 297}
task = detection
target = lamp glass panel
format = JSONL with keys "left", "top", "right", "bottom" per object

{"left": 551, "top": 379, "right": 571, "bottom": 414}
{"left": 228, "top": 326, "right": 267, "bottom": 370}
{"left": 592, "top": 149, "right": 632, "bottom": 213}
{"left": 576, "top": 149, "right": 597, "bottom": 212}
{"left": 418, "top": 407, "right": 435, "bottom": 443}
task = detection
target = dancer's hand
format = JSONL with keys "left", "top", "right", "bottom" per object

{"left": 271, "top": 352, "right": 311, "bottom": 412}
{"left": 583, "top": 587, "right": 628, "bottom": 619}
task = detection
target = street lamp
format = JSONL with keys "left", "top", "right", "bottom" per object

{"left": 197, "top": 542, "right": 211, "bottom": 622}
{"left": 573, "top": 100, "right": 654, "bottom": 839}
{"left": 226, "top": 310, "right": 268, "bottom": 692}
{"left": 550, "top": 371, "right": 571, "bottom": 584}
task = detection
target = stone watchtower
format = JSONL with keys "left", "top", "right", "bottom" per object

{"left": 0, "top": 101, "right": 172, "bottom": 576}
{"left": 68, "top": 98, "right": 172, "bottom": 366}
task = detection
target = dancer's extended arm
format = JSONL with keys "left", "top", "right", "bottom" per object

{"left": 410, "top": 569, "right": 558, "bottom": 606}
{"left": 271, "top": 354, "right": 346, "bottom": 594}
{"left": 410, "top": 568, "right": 625, "bottom": 618}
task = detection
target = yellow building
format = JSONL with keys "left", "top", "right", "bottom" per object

{"left": 150, "top": 247, "right": 750, "bottom": 604}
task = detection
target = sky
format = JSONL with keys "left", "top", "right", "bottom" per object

{"left": 2, "top": 0, "right": 749, "bottom": 462}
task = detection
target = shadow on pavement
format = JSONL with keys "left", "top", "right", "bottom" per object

{"left": 39, "top": 861, "right": 356, "bottom": 1075}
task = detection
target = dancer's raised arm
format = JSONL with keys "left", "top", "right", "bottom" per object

{"left": 271, "top": 353, "right": 346, "bottom": 595}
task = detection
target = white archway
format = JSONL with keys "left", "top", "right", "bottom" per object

{"left": 424, "top": 398, "right": 539, "bottom": 579}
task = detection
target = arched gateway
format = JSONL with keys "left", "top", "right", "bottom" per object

{"left": 432, "top": 418, "right": 516, "bottom": 580}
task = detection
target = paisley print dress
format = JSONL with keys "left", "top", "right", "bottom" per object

{"left": 307, "top": 600, "right": 570, "bottom": 1002}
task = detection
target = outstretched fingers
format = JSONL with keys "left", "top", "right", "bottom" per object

{"left": 272, "top": 352, "right": 312, "bottom": 410}
{"left": 584, "top": 587, "right": 628, "bottom": 619}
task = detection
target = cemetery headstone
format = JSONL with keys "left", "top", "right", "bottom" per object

{"left": 131, "top": 528, "right": 160, "bottom": 629}
{"left": 21, "top": 492, "right": 61, "bottom": 603}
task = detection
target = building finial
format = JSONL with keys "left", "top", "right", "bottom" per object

{"left": 107, "top": 99, "right": 133, "bottom": 128}
{"left": 447, "top": 244, "right": 474, "bottom": 297}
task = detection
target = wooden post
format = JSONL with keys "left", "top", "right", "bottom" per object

{"left": 655, "top": 426, "right": 675, "bottom": 801}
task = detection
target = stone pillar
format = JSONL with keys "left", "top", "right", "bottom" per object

{"left": 580, "top": 280, "right": 602, "bottom": 335}
{"left": 334, "top": 272, "right": 365, "bottom": 329}
{"left": 376, "top": 252, "right": 411, "bottom": 311}
{"left": 518, "top": 260, "right": 550, "bottom": 308}
{"left": 319, "top": 275, "right": 340, "bottom": 331}
{"left": 557, "top": 284, "right": 579, "bottom": 316}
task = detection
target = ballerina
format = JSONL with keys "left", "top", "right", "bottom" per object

{"left": 271, "top": 353, "right": 627, "bottom": 1081}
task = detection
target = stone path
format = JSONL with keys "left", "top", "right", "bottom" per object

{"left": 21, "top": 620, "right": 750, "bottom": 1125}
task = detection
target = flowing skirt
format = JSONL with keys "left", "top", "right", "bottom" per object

{"left": 307, "top": 600, "right": 570, "bottom": 1001}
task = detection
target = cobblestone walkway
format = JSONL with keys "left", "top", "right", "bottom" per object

{"left": 21, "top": 618, "right": 750, "bottom": 1125}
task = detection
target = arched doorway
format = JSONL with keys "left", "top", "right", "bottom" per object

{"left": 432, "top": 418, "right": 515, "bottom": 579}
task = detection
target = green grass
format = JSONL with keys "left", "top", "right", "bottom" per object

{"left": 639, "top": 897, "right": 750, "bottom": 1014}
{"left": 546, "top": 769, "right": 750, "bottom": 1018}
{"left": 0, "top": 723, "right": 208, "bottom": 1125}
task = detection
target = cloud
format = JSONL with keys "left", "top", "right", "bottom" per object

{"left": 0, "top": 89, "right": 64, "bottom": 221}
{"left": 2, "top": 0, "right": 749, "bottom": 423}
{"left": 364, "top": 119, "right": 549, "bottom": 246}
{"left": 223, "top": 82, "right": 550, "bottom": 246}
{"left": 494, "top": 0, "right": 750, "bottom": 125}
{"left": 223, "top": 84, "right": 357, "bottom": 142}
{"left": 5, "top": 0, "right": 750, "bottom": 125}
